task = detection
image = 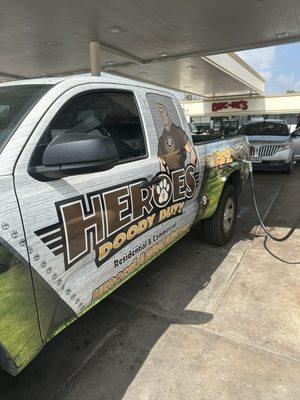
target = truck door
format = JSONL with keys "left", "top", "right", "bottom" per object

{"left": 14, "top": 86, "right": 166, "bottom": 340}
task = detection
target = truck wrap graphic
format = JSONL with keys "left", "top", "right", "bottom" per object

{"left": 35, "top": 165, "right": 198, "bottom": 271}
{"left": 0, "top": 80, "right": 249, "bottom": 376}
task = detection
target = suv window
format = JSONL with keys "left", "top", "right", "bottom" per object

{"left": 238, "top": 122, "right": 289, "bottom": 136}
{"left": 31, "top": 90, "right": 146, "bottom": 166}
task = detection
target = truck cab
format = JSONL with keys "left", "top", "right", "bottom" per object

{"left": 0, "top": 77, "right": 249, "bottom": 375}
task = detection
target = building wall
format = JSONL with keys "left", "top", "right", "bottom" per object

{"left": 181, "top": 93, "right": 300, "bottom": 118}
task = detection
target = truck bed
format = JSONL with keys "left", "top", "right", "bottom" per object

{"left": 192, "top": 134, "right": 221, "bottom": 144}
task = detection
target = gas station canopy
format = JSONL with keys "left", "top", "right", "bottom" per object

{"left": 0, "top": 0, "right": 299, "bottom": 96}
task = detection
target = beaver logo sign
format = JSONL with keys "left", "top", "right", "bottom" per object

{"left": 36, "top": 166, "right": 197, "bottom": 270}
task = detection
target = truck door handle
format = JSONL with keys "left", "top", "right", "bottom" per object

{"left": 139, "top": 176, "right": 161, "bottom": 188}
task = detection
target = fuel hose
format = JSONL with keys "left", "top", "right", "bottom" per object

{"left": 235, "top": 158, "right": 300, "bottom": 242}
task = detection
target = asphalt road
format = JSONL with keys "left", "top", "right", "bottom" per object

{"left": 1, "top": 167, "right": 300, "bottom": 400}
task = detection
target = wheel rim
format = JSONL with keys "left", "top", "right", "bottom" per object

{"left": 223, "top": 197, "right": 235, "bottom": 233}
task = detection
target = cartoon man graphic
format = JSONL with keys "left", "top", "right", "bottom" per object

{"left": 157, "top": 103, "right": 197, "bottom": 172}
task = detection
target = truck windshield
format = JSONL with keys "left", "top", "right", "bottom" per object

{"left": 0, "top": 84, "right": 51, "bottom": 152}
{"left": 238, "top": 122, "right": 289, "bottom": 136}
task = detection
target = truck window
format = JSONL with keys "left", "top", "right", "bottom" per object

{"left": 0, "top": 85, "right": 51, "bottom": 152}
{"left": 146, "top": 93, "right": 197, "bottom": 172}
{"left": 31, "top": 90, "right": 147, "bottom": 167}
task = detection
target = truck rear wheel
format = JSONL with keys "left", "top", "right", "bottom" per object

{"left": 202, "top": 184, "right": 238, "bottom": 245}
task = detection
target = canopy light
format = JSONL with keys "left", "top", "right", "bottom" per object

{"left": 276, "top": 32, "right": 288, "bottom": 39}
{"left": 109, "top": 26, "right": 125, "bottom": 34}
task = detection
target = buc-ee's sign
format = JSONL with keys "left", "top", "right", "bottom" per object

{"left": 211, "top": 100, "right": 248, "bottom": 112}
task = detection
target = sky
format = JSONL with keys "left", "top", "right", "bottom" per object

{"left": 237, "top": 42, "right": 300, "bottom": 94}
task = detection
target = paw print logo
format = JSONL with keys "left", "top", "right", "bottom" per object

{"left": 11, "top": 230, "right": 18, "bottom": 239}
{"left": 153, "top": 177, "right": 172, "bottom": 207}
{"left": 1, "top": 222, "right": 9, "bottom": 230}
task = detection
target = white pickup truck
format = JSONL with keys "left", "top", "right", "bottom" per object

{"left": 0, "top": 77, "right": 250, "bottom": 375}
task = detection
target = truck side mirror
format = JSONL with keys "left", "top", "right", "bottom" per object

{"left": 28, "top": 132, "right": 119, "bottom": 181}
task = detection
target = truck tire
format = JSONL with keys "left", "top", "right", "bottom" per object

{"left": 202, "top": 184, "right": 238, "bottom": 245}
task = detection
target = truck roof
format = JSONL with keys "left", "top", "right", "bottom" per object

{"left": 0, "top": 75, "right": 175, "bottom": 96}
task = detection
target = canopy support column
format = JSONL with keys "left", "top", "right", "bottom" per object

{"left": 89, "top": 41, "right": 101, "bottom": 76}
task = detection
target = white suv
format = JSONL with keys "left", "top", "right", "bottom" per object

{"left": 238, "top": 119, "right": 295, "bottom": 174}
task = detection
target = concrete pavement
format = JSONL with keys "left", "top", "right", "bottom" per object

{"left": 1, "top": 167, "right": 299, "bottom": 400}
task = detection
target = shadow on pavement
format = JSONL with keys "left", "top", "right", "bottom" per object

{"left": 1, "top": 166, "right": 299, "bottom": 400}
